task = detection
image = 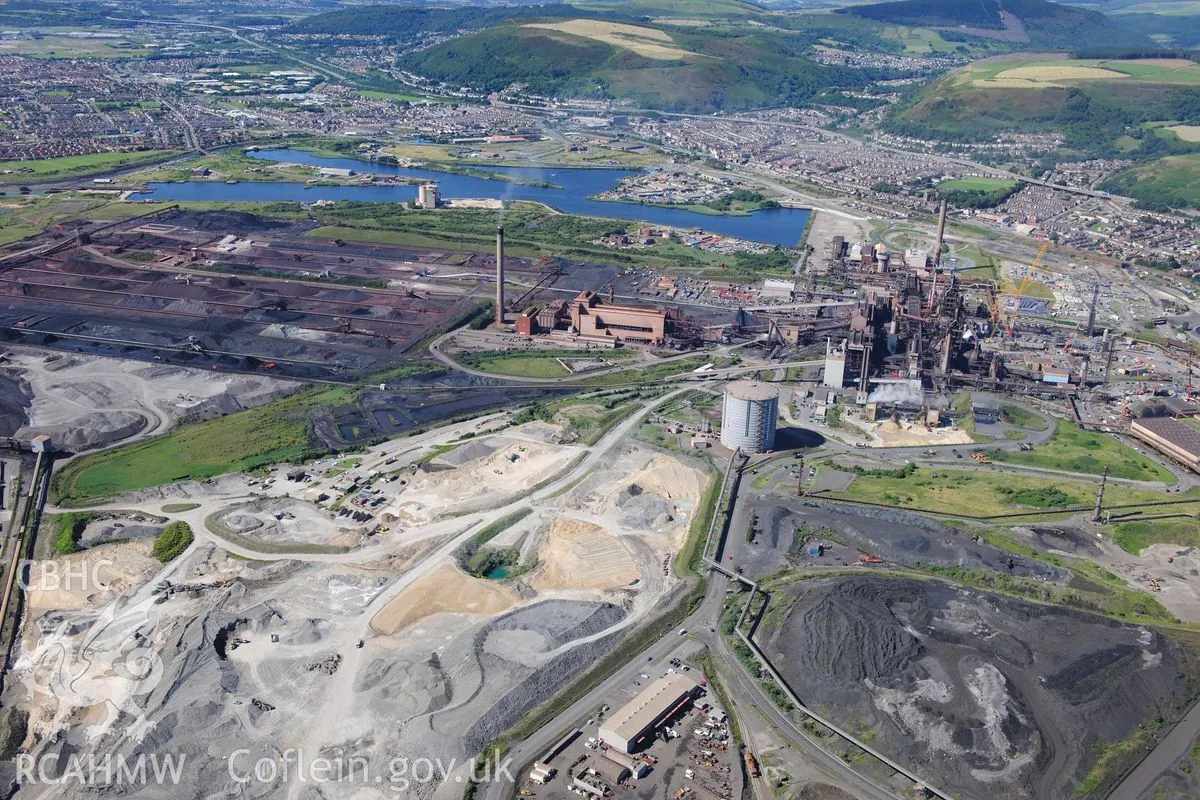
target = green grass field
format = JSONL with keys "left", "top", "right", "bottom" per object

{"left": 958, "top": 57, "right": 1200, "bottom": 87}
{"left": 828, "top": 466, "right": 1180, "bottom": 518}
{"left": 458, "top": 347, "right": 637, "bottom": 379}
{"left": 878, "top": 24, "right": 958, "bottom": 55}
{"left": 989, "top": 423, "right": 1175, "bottom": 483}
{"left": 466, "top": 355, "right": 571, "bottom": 378}
{"left": 1110, "top": 517, "right": 1200, "bottom": 554}
{"left": 51, "top": 387, "right": 349, "bottom": 506}
{"left": 0, "top": 150, "right": 184, "bottom": 184}
{"left": 0, "top": 34, "right": 151, "bottom": 58}
{"left": 1000, "top": 403, "right": 1049, "bottom": 431}
{"left": 306, "top": 211, "right": 756, "bottom": 277}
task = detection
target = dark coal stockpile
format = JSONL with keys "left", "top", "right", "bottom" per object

{"left": 739, "top": 499, "right": 1070, "bottom": 582}
{"left": 0, "top": 373, "right": 31, "bottom": 436}
{"left": 760, "top": 576, "right": 1200, "bottom": 800}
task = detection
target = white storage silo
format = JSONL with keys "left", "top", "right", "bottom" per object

{"left": 720, "top": 380, "right": 779, "bottom": 453}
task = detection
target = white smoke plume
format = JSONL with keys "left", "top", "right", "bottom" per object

{"left": 867, "top": 381, "right": 924, "bottom": 405}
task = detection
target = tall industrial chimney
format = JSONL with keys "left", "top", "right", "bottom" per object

{"left": 495, "top": 225, "right": 505, "bottom": 326}
{"left": 933, "top": 199, "right": 947, "bottom": 269}
{"left": 1086, "top": 282, "right": 1099, "bottom": 337}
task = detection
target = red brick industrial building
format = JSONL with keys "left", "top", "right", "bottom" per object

{"left": 515, "top": 291, "right": 667, "bottom": 345}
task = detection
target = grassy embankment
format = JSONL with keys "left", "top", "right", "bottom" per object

{"left": 971, "top": 528, "right": 1180, "bottom": 622}
{"left": 50, "top": 512, "right": 92, "bottom": 555}
{"left": 1110, "top": 517, "right": 1200, "bottom": 555}
{"left": 384, "top": 139, "right": 665, "bottom": 169}
{"left": 152, "top": 522, "right": 194, "bottom": 562}
{"left": 1000, "top": 403, "right": 1048, "bottom": 431}
{"left": 989, "top": 423, "right": 1175, "bottom": 483}
{"left": 128, "top": 150, "right": 379, "bottom": 186}
{"left": 455, "top": 348, "right": 636, "bottom": 379}
{"left": 827, "top": 464, "right": 1188, "bottom": 518}
{"left": 607, "top": 189, "right": 783, "bottom": 218}
{"left": 454, "top": 508, "right": 535, "bottom": 577}
{"left": 48, "top": 360, "right": 689, "bottom": 508}
{"left": 0, "top": 150, "right": 185, "bottom": 185}
{"left": 51, "top": 386, "right": 353, "bottom": 506}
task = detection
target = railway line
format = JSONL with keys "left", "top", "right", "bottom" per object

{"left": 0, "top": 449, "right": 52, "bottom": 694}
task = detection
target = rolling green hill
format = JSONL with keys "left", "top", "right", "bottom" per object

{"left": 573, "top": 0, "right": 766, "bottom": 18}
{"left": 887, "top": 53, "right": 1200, "bottom": 205}
{"left": 396, "top": 20, "right": 844, "bottom": 112}
{"left": 888, "top": 56, "right": 1200, "bottom": 148}
{"left": 1105, "top": 152, "right": 1200, "bottom": 209}
{"left": 287, "top": 4, "right": 582, "bottom": 36}
{"left": 840, "top": 0, "right": 1151, "bottom": 48}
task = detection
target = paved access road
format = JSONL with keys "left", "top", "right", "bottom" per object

{"left": 1107, "top": 700, "right": 1200, "bottom": 800}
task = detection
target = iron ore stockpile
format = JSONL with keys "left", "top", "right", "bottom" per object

{"left": 0, "top": 211, "right": 473, "bottom": 382}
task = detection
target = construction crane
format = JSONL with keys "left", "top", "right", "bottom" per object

{"left": 1005, "top": 241, "right": 1050, "bottom": 335}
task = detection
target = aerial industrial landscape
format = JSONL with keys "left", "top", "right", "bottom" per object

{"left": 2, "top": 1, "right": 1200, "bottom": 800}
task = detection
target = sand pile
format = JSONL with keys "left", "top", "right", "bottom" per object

{"left": 567, "top": 453, "right": 706, "bottom": 532}
{"left": 635, "top": 456, "right": 708, "bottom": 500}
{"left": 26, "top": 540, "right": 161, "bottom": 614}
{"left": 876, "top": 419, "right": 973, "bottom": 447}
{"left": 532, "top": 518, "right": 639, "bottom": 592}
{"left": 391, "top": 438, "right": 582, "bottom": 523}
{"left": 371, "top": 563, "right": 517, "bottom": 634}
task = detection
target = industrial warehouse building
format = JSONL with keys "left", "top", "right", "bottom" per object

{"left": 1131, "top": 417, "right": 1200, "bottom": 472}
{"left": 602, "top": 748, "right": 650, "bottom": 779}
{"left": 599, "top": 673, "right": 699, "bottom": 753}
{"left": 586, "top": 757, "right": 629, "bottom": 786}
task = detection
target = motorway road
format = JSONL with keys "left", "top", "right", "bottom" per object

{"left": 105, "top": 17, "right": 352, "bottom": 83}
